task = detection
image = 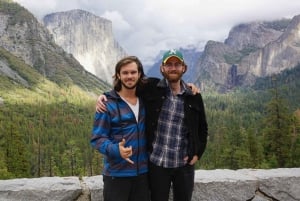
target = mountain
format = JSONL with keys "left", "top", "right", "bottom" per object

{"left": 0, "top": 0, "right": 110, "bottom": 94}
{"left": 43, "top": 9, "right": 127, "bottom": 85}
{"left": 146, "top": 15, "right": 300, "bottom": 93}
{"left": 194, "top": 16, "right": 300, "bottom": 92}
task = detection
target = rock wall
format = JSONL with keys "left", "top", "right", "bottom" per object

{"left": 43, "top": 9, "right": 127, "bottom": 85}
{"left": 0, "top": 168, "right": 299, "bottom": 201}
{"left": 194, "top": 15, "right": 300, "bottom": 92}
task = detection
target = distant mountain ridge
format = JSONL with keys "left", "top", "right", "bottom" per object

{"left": 39, "top": 7, "right": 300, "bottom": 93}
{"left": 147, "top": 16, "right": 300, "bottom": 92}
{"left": 194, "top": 16, "right": 300, "bottom": 92}
{"left": 2, "top": 0, "right": 300, "bottom": 94}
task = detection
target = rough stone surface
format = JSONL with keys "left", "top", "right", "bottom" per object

{"left": 0, "top": 60, "right": 29, "bottom": 87}
{"left": 83, "top": 176, "right": 104, "bottom": 201}
{"left": 0, "top": 177, "right": 82, "bottom": 201}
{"left": 43, "top": 9, "right": 127, "bottom": 84}
{"left": 238, "top": 168, "right": 300, "bottom": 201}
{"left": 0, "top": 168, "right": 299, "bottom": 201}
{"left": 193, "top": 169, "right": 258, "bottom": 201}
{"left": 193, "top": 15, "right": 300, "bottom": 92}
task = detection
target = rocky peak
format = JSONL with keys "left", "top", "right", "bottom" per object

{"left": 0, "top": 2, "right": 57, "bottom": 73}
{"left": 43, "top": 9, "right": 127, "bottom": 84}
{"left": 248, "top": 14, "right": 300, "bottom": 77}
{"left": 278, "top": 15, "right": 300, "bottom": 44}
{"left": 0, "top": 1, "right": 110, "bottom": 92}
{"left": 194, "top": 15, "right": 300, "bottom": 92}
{"left": 225, "top": 20, "right": 288, "bottom": 50}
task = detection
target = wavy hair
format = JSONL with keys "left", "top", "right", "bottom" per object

{"left": 113, "top": 56, "right": 146, "bottom": 92}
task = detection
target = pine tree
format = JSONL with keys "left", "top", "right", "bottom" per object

{"left": 289, "top": 110, "right": 300, "bottom": 166}
{"left": 262, "top": 77, "right": 292, "bottom": 167}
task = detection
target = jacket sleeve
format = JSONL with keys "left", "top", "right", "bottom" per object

{"left": 196, "top": 93, "right": 208, "bottom": 159}
{"left": 90, "top": 111, "right": 121, "bottom": 159}
{"left": 137, "top": 77, "right": 160, "bottom": 97}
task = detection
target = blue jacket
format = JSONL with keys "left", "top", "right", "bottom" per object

{"left": 91, "top": 90, "right": 148, "bottom": 177}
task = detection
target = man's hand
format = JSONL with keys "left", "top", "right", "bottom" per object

{"left": 96, "top": 94, "right": 108, "bottom": 113}
{"left": 119, "top": 139, "right": 134, "bottom": 164}
{"left": 184, "top": 155, "right": 198, "bottom": 165}
{"left": 187, "top": 83, "right": 200, "bottom": 95}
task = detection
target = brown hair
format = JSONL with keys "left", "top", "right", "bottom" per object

{"left": 113, "top": 56, "right": 146, "bottom": 91}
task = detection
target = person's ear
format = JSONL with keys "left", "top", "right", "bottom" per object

{"left": 183, "top": 65, "right": 187, "bottom": 73}
{"left": 160, "top": 66, "right": 164, "bottom": 72}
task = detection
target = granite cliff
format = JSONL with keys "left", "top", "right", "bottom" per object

{"left": 0, "top": 0, "right": 110, "bottom": 92}
{"left": 194, "top": 16, "right": 300, "bottom": 92}
{"left": 43, "top": 9, "right": 127, "bottom": 85}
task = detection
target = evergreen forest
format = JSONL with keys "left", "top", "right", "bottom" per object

{"left": 0, "top": 54, "right": 300, "bottom": 179}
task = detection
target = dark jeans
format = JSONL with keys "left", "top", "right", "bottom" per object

{"left": 103, "top": 173, "right": 149, "bottom": 201}
{"left": 149, "top": 162, "right": 195, "bottom": 201}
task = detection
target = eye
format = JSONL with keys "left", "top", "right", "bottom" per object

{"left": 174, "top": 63, "right": 182, "bottom": 67}
{"left": 164, "top": 63, "right": 183, "bottom": 68}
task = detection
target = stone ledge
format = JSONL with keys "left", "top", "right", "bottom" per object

{"left": 0, "top": 168, "right": 299, "bottom": 201}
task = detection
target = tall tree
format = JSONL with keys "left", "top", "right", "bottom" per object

{"left": 262, "top": 77, "right": 292, "bottom": 167}
{"left": 289, "top": 110, "right": 300, "bottom": 166}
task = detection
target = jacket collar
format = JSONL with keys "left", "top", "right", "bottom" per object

{"left": 104, "top": 90, "right": 121, "bottom": 100}
{"left": 157, "top": 79, "right": 193, "bottom": 96}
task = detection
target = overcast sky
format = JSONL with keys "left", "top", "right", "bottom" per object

{"left": 14, "top": 0, "right": 300, "bottom": 65}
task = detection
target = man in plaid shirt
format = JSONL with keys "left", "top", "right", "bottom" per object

{"left": 142, "top": 49, "right": 208, "bottom": 201}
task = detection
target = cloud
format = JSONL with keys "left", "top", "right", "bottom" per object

{"left": 100, "top": 11, "right": 132, "bottom": 41}
{"left": 13, "top": 0, "right": 300, "bottom": 66}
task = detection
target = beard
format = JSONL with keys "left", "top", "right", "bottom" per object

{"left": 121, "top": 79, "right": 138, "bottom": 89}
{"left": 162, "top": 72, "right": 183, "bottom": 83}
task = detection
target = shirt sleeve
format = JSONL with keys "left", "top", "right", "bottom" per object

{"left": 90, "top": 111, "right": 121, "bottom": 159}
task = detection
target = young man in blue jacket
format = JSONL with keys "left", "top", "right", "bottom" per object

{"left": 96, "top": 49, "right": 208, "bottom": 201}
{"left": 91, "top": 56, "right": 149, "bottom": 201}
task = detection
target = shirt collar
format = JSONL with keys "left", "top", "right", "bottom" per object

{"left": 157, "top": 79, "right": 193, "bottom": 96}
